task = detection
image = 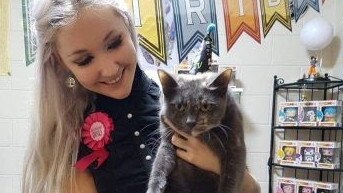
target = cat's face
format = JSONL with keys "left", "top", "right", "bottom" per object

{"left": 159, "top": 69, "right": 232, "bottom": 136}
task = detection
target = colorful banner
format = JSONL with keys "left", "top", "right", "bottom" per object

{"left": 293, "top": 0, "right": 320, "bottom": 22}
{"left": 172, "top": 0, "right": 219, "bottom": 62}
{"left": 22, "top": 0, "right": 36, "bottom": 66}
{"left": 0, "top": 0, "right": 10, "bottom": 75}
{"left": 125, "top": 0, "right": 167, "bottom": 63}
{"left": 260, "top": 0, "right": 292, "bottom": 37}
{"left": 20, "top": 0, "right": 325, "bottom": 68}
{"left": 222, "top": 0, "right": 261, "bottom": 51}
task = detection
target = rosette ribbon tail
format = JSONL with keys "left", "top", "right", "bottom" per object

{"left": 74, "top": 148, "right": 109, "bottom": 171}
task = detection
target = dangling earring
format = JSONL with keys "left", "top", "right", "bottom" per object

{"left": 65, "top": 76, "right": 76, "bottom": 88}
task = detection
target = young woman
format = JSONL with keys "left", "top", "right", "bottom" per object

{"left": 22, "top": 0, "right": 260, "bottom": 193}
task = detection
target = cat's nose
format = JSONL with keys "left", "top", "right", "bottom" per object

{"left": 186, "top": 120, "right": 196, "bottom": 129}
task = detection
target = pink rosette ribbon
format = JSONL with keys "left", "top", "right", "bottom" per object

{"left": 74, "top": 112, "right": 114, "bottom": 171}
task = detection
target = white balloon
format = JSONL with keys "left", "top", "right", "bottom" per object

{"left": 300, "top": 17, "right": 334, "bottom": 50}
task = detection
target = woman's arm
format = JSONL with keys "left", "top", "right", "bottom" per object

{"left": 71, "top": 170, "right": 98, "bottom": 193}
{"left": 240, "top": 170, "right": 261, "bottom": 193}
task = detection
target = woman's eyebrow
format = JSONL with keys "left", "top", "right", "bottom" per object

{"left": 103, "top": 30, "right": 114, "bottom": 43}
{"left": 68, "top": 49, "right": 87, "bottom": 57}
{"left": 68, "top": 30, "right": 115, "bottom": 57}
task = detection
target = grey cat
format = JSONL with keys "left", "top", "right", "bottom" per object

{"left": 147, "top": 69, "right": 246, "bottom": 193}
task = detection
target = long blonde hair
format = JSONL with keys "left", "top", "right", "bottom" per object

{"left": 22, "top": 1, "right": 137, "bottom": 193}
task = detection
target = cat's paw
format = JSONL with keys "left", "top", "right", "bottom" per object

{"left": 146, "top": 180, "right": 166, "bottom": 193}
{"left": 146, "top": 186, "right": 163, "bottom": 193}
{"left": 146, "top": 188, "right": 162, "bottom": 193}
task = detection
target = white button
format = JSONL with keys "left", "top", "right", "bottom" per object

{"left": 146, "top": 155, "right": 152, "bottom": 160}
{"left": 127, "top": 113, "right": 133, "bottom": 119}
{"left": 140, "top": 144, "right": 146, "bottom": 149}
{"left": 134, "top": 131, "right": 140, "bottom": 136}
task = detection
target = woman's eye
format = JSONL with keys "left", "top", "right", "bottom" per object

{"left": 174, "top": 103, "right": 185, "bottom": 111}
{"left": 107, "top": 37, "right": 122, "bottom": 50}
{"left": 75, "top": 55, "right": 94, "bottom": 66}
{"left": 200, "top": 103, "right": 211, "bottom": 112}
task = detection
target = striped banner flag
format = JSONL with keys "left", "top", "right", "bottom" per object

{"left": 260, "top": 0, "right": 292, "bottom": 37}
{"left": 222, "top": 0, "right": 261, "bottom": 51}
{"left": 126, "top": 0, "right": 167, "bottom": 63}
{"left": 172, "top": 0, "right": 219, "bottom": 62}
{"left": 293, "top": 0, "right": 320, "bottom": 22}
{"left": 1, "top": 0, "right": 10, "bottom": 75}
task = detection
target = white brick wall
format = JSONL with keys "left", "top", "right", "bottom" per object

{"left": 0, "top": 0, "right": 35, "bottom": 192}
{"left": 1, "top": 0, "right": 342, "bottom": 192}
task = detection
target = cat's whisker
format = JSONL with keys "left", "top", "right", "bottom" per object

{"left": 148, "top": 130, "right": 174, "bottom": 151}
{"left": 163, "top": 129, "right": 173, "bottom": 138}
{"left": 212, "top": 132, "right": 227, "bottom": 154}
{"left": 218, "top": 125, "right": 229, "bottom": 139}
{"left": 218, "top": 124, "right": 232, "bottom": 131}
{"left": 149, "top": 143, "right": 161, "bottom": 153}
{"left": 154, "top": 135, "right": 164, "bottom": 143}
{"left": 147, "top": 129, "right": 161, "bottom": 138}
{"left": 146, "top": 141, "right": 156, "bottom": 148}
{"left": 149, "top": 130, "right": 166, "bottom": 142}
{"left": 157, "top": 127, "right": 174, "bottom": 140}
{"left": 140, "top": 121, "right": 160, "bottom": 133}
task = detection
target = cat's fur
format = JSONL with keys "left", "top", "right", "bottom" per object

{"left": 147, "top": 69, "right": 246, "bottom": 193}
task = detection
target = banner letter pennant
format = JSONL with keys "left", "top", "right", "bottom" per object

{"left": 260, "top": 0, "right": 292, "bottom": 37}
{"left": 222, "top": 0, "right": 261, "bottom": 51}
{"left": 293, "top": 0, "right": 320, "bottom": 22}
{"left": 126, "top": 0, "right": 167, "bottom": 63}
{"left": 172, "top": 0, "right": 219, "bottom": 62}
{"left": 22, "top": 0, "right": 37, "bottom": 66}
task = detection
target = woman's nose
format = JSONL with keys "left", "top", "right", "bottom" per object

{"left": 98, "top": 54, "right": 120, "bottom": 77}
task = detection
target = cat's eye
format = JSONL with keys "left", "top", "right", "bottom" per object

{"left": 174, "top": 103, "right": 185, "bottom": 111}
{"left": 200, "top": 103, "right": 211, "bottom": 112}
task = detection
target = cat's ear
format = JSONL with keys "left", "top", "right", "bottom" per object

{"left": 158, "top": 69, "right": 178, "bottom": 95}
{"left": 208, "top": 69, "right": 232, "bottom": 94}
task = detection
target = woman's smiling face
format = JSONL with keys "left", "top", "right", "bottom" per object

{"left": 57, "top": 7, "right": 137, "bottom": 99}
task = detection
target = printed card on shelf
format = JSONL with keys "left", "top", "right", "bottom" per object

{"left": 276, "top": 177, "right": 296, "bottom": 193}
{"left": 278, "top": 102, "right": 299, "bottom": 126}
{"left": 276, "top": 141, "right": 300, "bottom": 166}
{"left": 317, "top": 100, "right": 343, "bottom": 127}
{"left": 316, "top": 141, "right": 341, "bottom": 169}
{"left": 314, "top": 181, "right": 339, "bottom": 193}
{"left": 276, "top": 178, "right": 339, "bottom": 193}
{"left": 299, "top": 101, "right": 318, "bottom": 126}
{"left": 296, "top": 179, "right": 315, "bottom": 193}
{"left": 298, "top": 141, "right": 316, "bottom": 168}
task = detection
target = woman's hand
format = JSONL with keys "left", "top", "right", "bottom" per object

{"left": 171, "top": 132, "right": 221, "bottom": 175}
{"left": 172, "top": 133, "right": 261, "bottom": 193}
{"left": 161, "top": 116, "right": 220, "bottom": 174}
